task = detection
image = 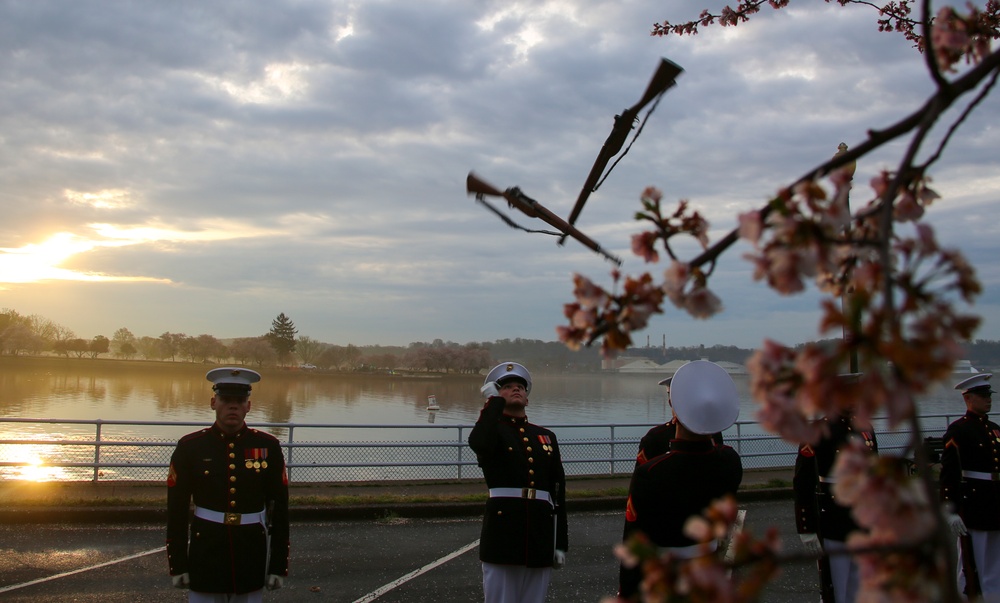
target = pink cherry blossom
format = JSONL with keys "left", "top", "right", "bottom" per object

{"left": 632, "top": 231, "right": 660, "bottom": 263}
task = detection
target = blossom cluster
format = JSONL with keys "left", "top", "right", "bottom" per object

{"left": 931, "top": 4, "right": 997, "bottom": 72}
{"left": 558, "top": 188, "right": 722, "bottom": 357}
{"left": 832, "top": 440, "right": 947, "bottom": 602}
{"left": 607, "top": 496, "right": 781, "bottom": 603}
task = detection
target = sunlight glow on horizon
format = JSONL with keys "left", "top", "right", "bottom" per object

{"left": 0, "top": 219, "right": 292, "bottom": 285}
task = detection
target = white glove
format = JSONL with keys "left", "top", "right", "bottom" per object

{"left": 947, "top": 513, "right": 968, "bottom": 537}
{"left": 171, "top": 573, "right": 190, "bottom": 589}
{"left": 266, "top": 574, "right": 284, "bottom": 590}
{"left": 480, "top": 382, "right": 500, "bottom": 398}
{"left": 553, "top": 549, "right": 566, "bottom": 569}
{"left": 799, "top": 533, "right": 823, "bottom": 555}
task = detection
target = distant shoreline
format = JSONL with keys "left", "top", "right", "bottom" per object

{"left": 0, "top": 354, "right": 480, "bottom": 382}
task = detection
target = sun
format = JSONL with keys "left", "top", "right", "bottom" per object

{"left": 0, "top": 232, "right": 100, "bottom": 284}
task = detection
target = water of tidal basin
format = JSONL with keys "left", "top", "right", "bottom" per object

{"left": 0, "top": 358, "right": 970, "bottom": 434}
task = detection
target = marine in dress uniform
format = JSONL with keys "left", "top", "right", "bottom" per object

{"left": 166, "top": 367, "right": 290, "bottom": 603}
{"left": 940, "top": 372, "right": 1000, "bottom": 597}
{"left": 793, "top": 374, "right": 878, "bottom": 603}
{"left": 468, "top": 362, "right": 569, "bottom": 603}
{"left": 633, "top": 376, "right": 725, "bottom": 471}
{"left": 619, "top": 360, "right": 743, "bottom": 601}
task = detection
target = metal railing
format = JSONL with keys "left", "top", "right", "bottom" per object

{"left": 0, "top": 414, "right": 963, "bottom": 483}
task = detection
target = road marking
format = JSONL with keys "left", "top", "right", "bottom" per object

{"left": 0, "top": 546, "right": 165, "bottom": 594}
{"left": 352, "top": 539, "right": 480, "bottom": 603}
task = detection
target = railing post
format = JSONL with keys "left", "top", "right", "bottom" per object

{"left": 286, "top": 424, "right": 295, "bottom": 483}
{"left": 457, "top": 426, "right": 464, "bottom": 480}
{"left": 93, "top": 420, "right": 103, "bottom": 483}
{"left": 609, "top": 425, "right": 616, "bottom": 476}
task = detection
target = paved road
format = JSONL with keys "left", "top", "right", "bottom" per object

{"left": 0, "top": 500, "right": 818, "bottom": 602}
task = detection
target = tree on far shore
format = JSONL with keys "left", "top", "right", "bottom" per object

{"left": 267, "top": 313, "right": 297, "bottom": 365}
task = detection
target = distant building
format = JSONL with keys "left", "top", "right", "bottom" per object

{"left": 660, "top": 359, "right": 690, "bottom": 375}
{"left": 952, "top": 359, "right": 979, "bottom": 374}
{"left": 714, "top": 361, "right": 748, "bottom": 375}
{"left": 603, "top": 357, "right": 747, "bottom": 376}
{"left": 617, "top": 358, "right": 667, "bottom": 373}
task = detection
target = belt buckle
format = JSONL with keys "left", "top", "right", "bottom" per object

{"left": 224, "top": 512, "right": 241, "bottom": 525}
{"left": 521, "top": 488, "right": 536, "bottom": 500}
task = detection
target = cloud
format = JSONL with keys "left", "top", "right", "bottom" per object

{"left": 0, "top": 0, "right": 996, "bottom": 351}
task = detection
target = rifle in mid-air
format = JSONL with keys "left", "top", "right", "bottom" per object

{"left": 560, "top": 57, "right": 684, "bottom": 243}
{"left": 467, "top": 172, "right": 622, "bottom": 267}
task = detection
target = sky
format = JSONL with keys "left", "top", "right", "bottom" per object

{"left": 0, "top": 1, "right": 998, "bottom": 351}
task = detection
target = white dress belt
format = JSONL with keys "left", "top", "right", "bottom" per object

{"left": 664, "top": 540, "right": 719, "bottom": 559}
{"left": 818, "top": 475, "right": 837, "bottom": 484}
{"left": 962, "top": 470, "right": 1000, "bottom": 481}
{"left": 488, "top": 487, "right": 554, "bottom": 506}
{"left": 193, "top": 505, "right": 267, "bottom": 526}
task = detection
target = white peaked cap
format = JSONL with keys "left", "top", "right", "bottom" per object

{"left": 207, "top": 367, "right": 261, "bottom": 392}
{"left": 485, "top": 362, "right": 532, "bottom": 395}
{"left": 955, "top": 373, "right": 993, "bottom": 394}
{"left": 670, "top": 360, "right": 739, "bottom": 434}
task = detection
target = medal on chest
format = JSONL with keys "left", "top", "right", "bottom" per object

{"left": 245, "top": 447, "right": 269, "bottom": 472}
{"left": 538, "top": 434, "right": 553, "bottom": 454}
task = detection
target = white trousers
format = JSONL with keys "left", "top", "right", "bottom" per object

{"left": 482, "top": 563, "right": 552, "bottom": 603}
{"left": 188, "top": 591, "right": 263, "bottom": 603}
{"left": 823, "top": 538, "right": 859, "bottom": 603}
{"left": 958, "top": 530, "right": 1000, "bottom": 598}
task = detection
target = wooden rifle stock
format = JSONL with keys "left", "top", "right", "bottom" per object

{"left": 959, "top": 532, "right": 983, "bottom": 598}
{"left": 467, "top": 172, "right": 622, "bottom": 266}
{"left": 564, "top": 58, "right": 684, "bottom": 234}
{"left": 811, "top": 458, "right": 837, "bottom": 603}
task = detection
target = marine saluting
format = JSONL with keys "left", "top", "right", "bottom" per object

{"left": 469, "top": 362, "right": 569, "bottom": 603}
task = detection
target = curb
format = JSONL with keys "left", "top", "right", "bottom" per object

{"left": 0, "top": 489, "right": 792, "bottom": 524}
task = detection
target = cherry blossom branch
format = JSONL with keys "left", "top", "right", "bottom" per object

{"left": 685, "top": 46, "right": 1000, "bottom": 274}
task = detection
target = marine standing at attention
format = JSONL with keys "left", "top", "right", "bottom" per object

{"left": 166, "top": 367, "right": 289, "bottom": 602}
{"left": 633, "top": 375, "right": 724, "bottom": 471}
{"left": 940, "top": 372, "right": 1000, "bottom": 598}
{"left": 619, "top": 360, "right": 743, "bottom": 600}
{"left": 469, "top": 362, "right": 569, "bottom": 603}
{"left": 793, "top": 373, "right": 879, "bottom": 603}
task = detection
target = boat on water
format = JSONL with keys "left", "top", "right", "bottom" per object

{"left": 426, "top": 395, "right": 440, "bottom": 411}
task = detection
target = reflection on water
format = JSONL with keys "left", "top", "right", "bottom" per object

{"left": 0, "top": 358, "right": 974, "bottom": 429}
{"left": 0, "top": 358, "right": 979, "bottom": 482}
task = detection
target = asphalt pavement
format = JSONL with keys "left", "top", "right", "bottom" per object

{"left": 0, "top": 500, "right": 818, "bottom": 603}
{"left": 0, "top": 470, "right": 806, "bottom": 601}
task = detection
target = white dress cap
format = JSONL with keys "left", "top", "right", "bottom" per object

{"left": 669, "top": 360, "right": 739, "bottom": 434}
{"left": 955, "top": 373, "right": 993, "bottom": 394}
{"left": 206, "top": 367, "right": 262, "bottom": 392}
{"left": 485, "top": 362, "right": 532, "bottom": 395}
